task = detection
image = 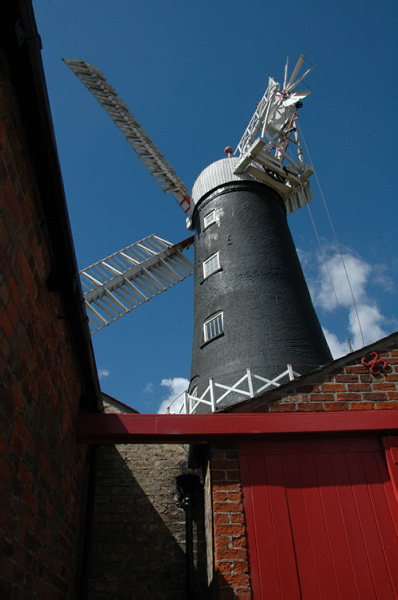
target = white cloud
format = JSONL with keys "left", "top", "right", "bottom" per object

{"left": 158, "top": 377, "right": 189, "bottom": 414}
{"left": 315, "top": 253, "right": 370, "bottom": 312}
{"left": 98, "top": 368, "right": 110, "bottom": 380}
{"left": 307, "top": 249, "right": 390, "bottom": 358}
{"left": 349, "top": 303, "right": 386, "bottom": 348}
{"left": 373, "top": 264, "right": 395, "bottom": 293}
{"left": 143, "top": 382, "right": 154, "bottom": 394}
{"left": 322, "top": 328, "right": 350, "bottom": 359}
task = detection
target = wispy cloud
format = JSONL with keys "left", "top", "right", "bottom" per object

{"left": 306, "top": 247, "right": 394, "bottom": 358}
{"left": 98, "top": 368, "right": 110, "bottom": 380}
{"left": 315, "top": 253, "right": 371, "bottom": 312}
{"left": 143, "top": 382, "right": 154, "bottom": 394}
{"left": 158, "top": 377, "right": 189, "bottom": 414}
{"left": 322, "top": 328, "right": 350, "bottom": 359}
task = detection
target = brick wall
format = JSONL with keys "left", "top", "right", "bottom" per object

{"left": 87, "top": 399, "right": 208, "bottom": 599}
{"left": 265, "top": 343, "right": 398, "bottom": 414}
{"left": 207, "top": 447, "right": 251, "bottom": 600}
{"left": 0, "top": 47, "right": 90, "bottom": 598}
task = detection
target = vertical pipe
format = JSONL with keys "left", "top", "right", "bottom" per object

{"left": 176, "top": 474, "right": 200, "bottom": 599}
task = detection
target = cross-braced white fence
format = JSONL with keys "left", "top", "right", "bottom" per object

{"left": 179, "top": 365, "right": 300, "bottom": 414}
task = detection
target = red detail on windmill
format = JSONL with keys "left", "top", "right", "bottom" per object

{"left": 224, "top": 146, "right": 233, "bottom": 157}
{"left": 361, "top": 351, "right": 388, "bottom": 375}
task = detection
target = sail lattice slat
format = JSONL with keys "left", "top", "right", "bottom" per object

{"left": 80, "top": 235, "right": 194, "bottom": 334}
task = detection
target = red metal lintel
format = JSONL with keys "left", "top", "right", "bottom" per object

{"left": 77, "top": 411, "right": 398, "bottom": 444}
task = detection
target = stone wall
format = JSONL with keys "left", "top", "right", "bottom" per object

{"left": 87, "top": 400, "right": 208, "bottom": 599}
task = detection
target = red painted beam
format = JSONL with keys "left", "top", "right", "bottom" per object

{"left": 77, "top": 411, "right": 398, "bottom": 444}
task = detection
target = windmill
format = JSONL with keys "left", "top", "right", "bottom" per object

{"left": 64, "top": 55, "right": 332, "bottom": 413}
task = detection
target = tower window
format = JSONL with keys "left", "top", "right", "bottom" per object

{"left": 203, "top": 210, "right": 216, "bottom": 230}
{"left": 204, "top": 311, "right": 223, "bottom": 342}
{"left": 203, "top": 252, "right": 220, "bottom": 279}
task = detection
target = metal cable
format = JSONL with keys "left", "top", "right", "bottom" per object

{"left": 296, "top": 123, "right": 363, "bottom": 349}
{"left": 305, "top": 202, "right": 353, "bottom": 353}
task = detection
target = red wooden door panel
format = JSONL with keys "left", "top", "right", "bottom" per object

{"left": 239, "top": 436, "right": 398, "bottom": 599}
{"left": 315, "top": 452, "right": 373, "bottom": 599}
{"left": 282, "top": 454, "right": 321, "bottom": 599}
{"left": 240, "top": 454, "right": 283, "bottom": 599}
{"left": 312, "top": 453, "right": 359, "bottom": 599}
{"left": 265, "top": 455, "right": 302, "bottom": 599}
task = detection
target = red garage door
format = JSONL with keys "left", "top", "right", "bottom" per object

{"left": 239, "top": 436, "right": 398, "bottom": 599}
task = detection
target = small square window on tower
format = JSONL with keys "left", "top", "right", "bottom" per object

{"left": 203, "top": 252, "right": 220, "bottom": 279}
{"left": 204, "top": 311, "right": 223, "bottom": 342}
{"left": 203, "top": 210, "right": 216, "bottom": 230}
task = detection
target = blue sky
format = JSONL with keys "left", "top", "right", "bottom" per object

{"left": 34, "top": 0, "right": 398, "bottom": 412}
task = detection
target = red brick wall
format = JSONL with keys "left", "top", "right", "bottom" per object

{"left": 209, "top": 447, "right": 251, "bottom": 599}
{"left": 264, "top": 344, "right": 398, "bottom": 414}
{"left": 0, "top": 50, "right": 88, "bottom": 598}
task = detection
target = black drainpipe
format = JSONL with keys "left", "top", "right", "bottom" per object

{"left": 176, "top": 473, "right": 200, "bottom": 599}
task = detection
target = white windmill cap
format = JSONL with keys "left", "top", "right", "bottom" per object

{"left": 190, "top": 157, "right": 255, "bottom": 211}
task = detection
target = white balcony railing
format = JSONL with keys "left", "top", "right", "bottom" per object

{"left": 176, "top": 365, "right": 300, "bottom": 414}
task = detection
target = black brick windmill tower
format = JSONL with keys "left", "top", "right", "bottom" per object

{"left": 64, "top": 55, "right": 332, "bottom": 413}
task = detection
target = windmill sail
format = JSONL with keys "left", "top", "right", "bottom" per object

{"left": 80, "top": 235, "right": 194, "bottom": 334}
{"left": 63, "top": 59, "right": 190, "bottom": 213}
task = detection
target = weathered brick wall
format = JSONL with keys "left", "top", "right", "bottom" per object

{"left": 0, "top": 50, "right": 89, "bottom": 598}
{"left": 206, "top": 447, "right": 251, "bottom": 600}
{"left": 87, "top": 400, "right": 208, "bottom": 599}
